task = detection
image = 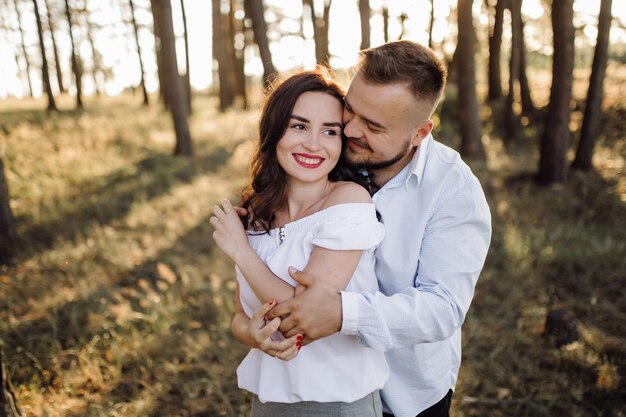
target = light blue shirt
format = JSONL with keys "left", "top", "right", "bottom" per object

{"left": 340, "top": 135, "right": 492, "bottom": 417}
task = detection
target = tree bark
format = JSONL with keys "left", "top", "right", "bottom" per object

{"left": 32, "top": 0, "right": 56, "bottom": 111}
{"left": 244, "top": 0, "right": 277, "bottom": 90}
{"left": 212, "top": 0, "right": 235, "bottom": 110}
{"left": 571, "top": 0, "right": 612, "bottom": 170}
{"left": 64, "top": 0, "right": 82, "bottom": 108}
{"left": 0, "top": 346, "right": 23, "bottom": 416}
{"left": 229, "top": 0, "right": 247, "bottom": 109}
{"left": 428, "top": 0, "right": 435, "bottom": 48}
{"left": 129, "top": 0, "right": 149, "bottom": 105}
{"left": 180, "top": 0, "right": 191, "bottom": 113}
{"left": 516, "top": 1, "right": 535, "bottom": 116}
{"left": 151, "top": 1, "right": 168, "bottom": 107}
{"left": 84, "top": 14, "right": 102, "bottom": 96}
{"left": 487, "top": 0, "right": 504, "bottom": 101}
{"left": 302, "top": 0, "right": 331, "bottom": 64}
{"left": 382, "top": 6, "right": 389, "bottom": 43}
{"left": 13, "top": 0, "right": 34, "bottom": 97}
{"left": 457, "top": 0, "right": 485, "bottom": 160}
{"left": 538, "top": 0, "right": 574, "bottom": 185}
{"left": 44, "top": 0, "right": 65, "bottom": 93}
{"left": 153, "top": 0, "right": 193, "bottom": 156}
{"left": 505, "top": 0, "right": 522, "bottom": 142}
{"left": 358, "top": 0, "right": 370, "bottom": 50}
{"left": 0, "top": 159, "right": 17, "bottom": 266}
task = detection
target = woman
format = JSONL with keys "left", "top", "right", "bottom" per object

{"left": 210, "top": 67, "right": 388, "bottom": 416}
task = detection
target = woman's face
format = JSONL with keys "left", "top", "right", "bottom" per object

{"left": 276, "top": 91, "right": 343, "bottom": 186}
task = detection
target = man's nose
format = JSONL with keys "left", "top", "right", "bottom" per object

{"left": 344, "top": 117, "right": 363, "bottom": 139}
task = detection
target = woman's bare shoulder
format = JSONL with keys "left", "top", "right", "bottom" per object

{"left": 323, "top": 181, "right": 372, "bottom": 208}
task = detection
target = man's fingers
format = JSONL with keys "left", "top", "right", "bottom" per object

{"left": 265, "top": 300, "right": 293, "bottom": 320}
{"left": 287, "top": 267, "right": 315, "bottom": 288}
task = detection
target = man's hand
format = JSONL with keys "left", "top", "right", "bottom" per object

{"left": 266, "top": 267, "right": 343, "bottom": 345}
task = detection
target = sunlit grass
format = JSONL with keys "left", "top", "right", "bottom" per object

{"left": 0, "top": 77, "right": 624, "bottom": 416}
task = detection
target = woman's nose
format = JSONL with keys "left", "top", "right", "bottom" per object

{"left": 304, "top": 132, "right": 321, "bottom": 150}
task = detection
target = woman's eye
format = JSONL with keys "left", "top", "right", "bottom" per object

{"left": 323, "top": 129, "right": 340, "bottom": 136}
{"left": 291, "top": 124, "right": 305, "bottom": 130}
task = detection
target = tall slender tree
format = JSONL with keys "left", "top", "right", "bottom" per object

{"left": 505, "top": 0, "right": 522, "bottom": 142}
{"left": 212, "top": 0, "right": 236, "bottom": 110}
{"left": 358, "top": 0, "right": 369, "bottom": 50}
{"left": 428, "top": 0, "right": 435, "bottom": 48}
{"left": 180, "top": 0, "right": 191, "bottom": 113}
{"left": 84, "top": 12, "right": 102, "bottom": 96}
{"left": 129, "top": 0, "right": 149, "bottom": 105}
{"left": 302, "top": 0, "right": 331, "bottom": 64}
{"left": 14, "top": 0, "right": 34, "bottom": 97}
{"left": 244, "top": 0, "right": 276, "bottom": 89}
{"left": 151, "top": 1, "right": 168, "bottom": 106}
{"left": 457, "top": 0, "right": 485, "bottom": 160}
{"left": 32, "top": 0, "right": 56, "bottom": 110}
{"left": 44, "top": 0, "right": 65, "bottom": 93}
{"left": 64, "top": 0, "right": 82, "bottom": 108}
{"left": 572, "top": 0, "right": 613, "bottom": 170}
{"left": 0, "top": 158, "right": 16, "bottom": 265}
{"left": 382, "top": 6, "right": 389, "bottom": 43}
{"left": 487, "top": 0, "right": 504, "bottom": 101}
{"left": 517, "top": 10, "right": 535, "bottom": 116}
{"left": 228, "top": 0, "right": 246, "bottom": 109}
{"left": 153, "top": 0, "right": 192, "bottom": 156}
{"left": 538, "top": 0, "right": 574, "bottom": 185}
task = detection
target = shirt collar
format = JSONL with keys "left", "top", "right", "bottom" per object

{"left": 381, "top": 134, "right": 431, "bottom": 191}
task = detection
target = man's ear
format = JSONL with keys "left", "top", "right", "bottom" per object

{"left": 411, "top": 119, "right": 434, "bottom": 147}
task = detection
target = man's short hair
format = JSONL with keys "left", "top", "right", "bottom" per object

{"left": 355, "top": 40, "right": 447, "bottom": 112}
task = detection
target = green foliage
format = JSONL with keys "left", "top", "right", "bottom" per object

{"left": 0, "top": 90, "right": 624, "bottom": 416}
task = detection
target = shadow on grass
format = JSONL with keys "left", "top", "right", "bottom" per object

{"left": 15, "top": 147, "right": 234, "bottom": 257}
{"left": 3, "top": 214, "right": 248, "bottom": 416}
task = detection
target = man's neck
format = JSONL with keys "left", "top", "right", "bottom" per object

{"left": 371, "top": 148, "right": 417, "bottom": 188}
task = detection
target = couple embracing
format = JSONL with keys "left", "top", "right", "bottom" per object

{"left": 210, "top": 40, "right": 492, "bottom": 417}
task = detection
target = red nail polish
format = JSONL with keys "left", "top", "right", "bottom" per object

{"left": 297, "top": 344, "right": 302, "bottom": 351}
{"left": 296, "top": 335, "right": 303, "bottom": 341}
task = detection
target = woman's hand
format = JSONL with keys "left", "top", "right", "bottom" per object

{"left": 210, "top": 199, "right": 251, "bottom": 263}
{"left": 248, "top": 300, "right": 302, "bottom": 361}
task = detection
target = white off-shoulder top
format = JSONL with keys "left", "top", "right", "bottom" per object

{"left": 236, "top": 203, "right": 389, "bottom": 403}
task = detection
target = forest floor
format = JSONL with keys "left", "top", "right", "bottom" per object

{"left": 0, "top": 66, "right": 624, "bottom": 416}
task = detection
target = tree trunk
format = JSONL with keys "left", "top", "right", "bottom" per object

{"left": 13, "top": 0, "right": 34, "bottom": 97}
{"left": 538, "top": 0, "right": 574, "bottom": 185}
{"left": 571, "top": 0, "right": 612, "bottom": 171}
{"left": 154, "top": 0, "right": 193, "bottom": 156}
{"left": 212, "top": 0, "right": 236, "bottom": 110}
{"left": 516, "top": 1, "right": 535, "bottom": 116}
{"left": 180, "top": 0, "right": 191, "bottom": 114}
{"left": 488, "top": 0, "right": 504, "bottom": 101}
{"left": 85, "top": 15, "right": 102, "bottom": 97}
{"left": 151, "top": 1, "right": 168, "bottom": 107}
{"left": 229, "top": 0, "right": 247, "bottom": 109}
{"left": 0, "top": 159, "right": 17, "bottom": 265}
{"left": 244, "top": 0, "right": 277, "bottom": 90}
{"left": 382, "top": 6, "right": 389, "bottom": 43}
{"left": 32, "top": 0, "right": 56, "bottom": 111}
{"left": 505, "top": 0, "right": 522, "bottom": 142}
{"left": 428, "top": 0, "right": 435, "bottom": 48}
{"left": 129, "top": 0, "right": 149, "bottom": 105}
{"left": 457, "top": 0, "right": 485, "bottom": 160}
{"left": 64, "top": 0, "right": 82, "bottom": 108}
{"left": 0, "top": 345, "right": 23, "bottom": 417}
{"left": 44, "top": 0, "right": 65, "bottom": 93}
{"left": 359, "top": 0, "right": 370, "bottom": 50}
{"left": 302, "top": 0, "right": 331, "bottom": 64}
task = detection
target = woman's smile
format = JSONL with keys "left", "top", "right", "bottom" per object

{"left": 293, "top": 153, "right": 325, "bottom": 168}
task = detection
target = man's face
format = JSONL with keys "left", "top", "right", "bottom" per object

{"left": 342, "top": 72, "right": 433, "bottom": 179}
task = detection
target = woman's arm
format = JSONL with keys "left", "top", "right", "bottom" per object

{"left": 231, "top": 283, "right": 301, "bottom": 360}
{"left": 212, "top": 182, "right": 372, "bottom": 302}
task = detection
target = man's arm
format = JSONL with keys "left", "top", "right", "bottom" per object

{"left": 271, "top": 179, "right": 492, "bottom": 350}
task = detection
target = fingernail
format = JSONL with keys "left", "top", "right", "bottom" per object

{"left": 297, "top": 344, "right": 302, "bottom": 351}
{"left": 268, "top": 299, "right": 275, "bottom": 306}
{"left": 296, "top": 335, "right": 303, "bottom": 341}
{"left": 288, "top": 266, "right": 296, "bottom": 274}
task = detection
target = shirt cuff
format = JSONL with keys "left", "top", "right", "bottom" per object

{"left": 339, "top": 291, "right": 359, "bottom": 335}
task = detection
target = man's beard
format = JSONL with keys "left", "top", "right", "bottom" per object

{"left": 344, "top": 137, "right": 413, "bottom": 171}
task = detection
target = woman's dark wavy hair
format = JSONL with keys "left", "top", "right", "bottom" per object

{"left": 241, "top": 66, "right": 368, "bottom": 233}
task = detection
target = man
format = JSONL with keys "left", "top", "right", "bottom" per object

{"left": 267, "top": 40, "right": 492, "bottom": 417}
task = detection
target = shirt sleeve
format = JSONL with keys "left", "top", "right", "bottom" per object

{"left": 340, "top": 177, "right": 492, "bottom": 352}
{"left": 306, "top": 204, "right": 385, "bottom": 252}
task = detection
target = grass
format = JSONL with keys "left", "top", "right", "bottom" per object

{"left": 0, "top": 69, "right": 624, "bottom": 416}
